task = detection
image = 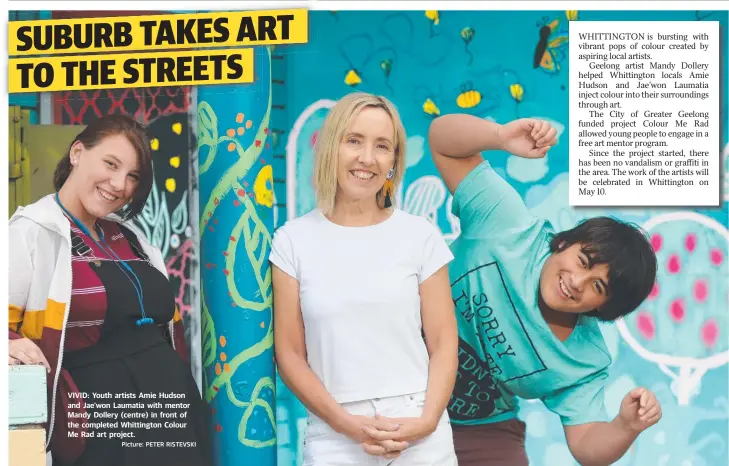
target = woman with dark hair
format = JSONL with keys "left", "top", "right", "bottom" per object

{"left": 8, "top": 115, "right": 211, "bottom": 466}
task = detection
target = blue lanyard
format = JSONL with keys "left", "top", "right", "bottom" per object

{"left": 55, "top": 193, "right": 154, "bottom": 326}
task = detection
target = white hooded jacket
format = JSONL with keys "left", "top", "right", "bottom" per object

{"left": 8, "top": 194, "right": 177, "bottom": 452}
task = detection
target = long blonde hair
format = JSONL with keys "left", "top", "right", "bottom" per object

{"left": 313, "top": 92, "right": 407, "bottom": 214}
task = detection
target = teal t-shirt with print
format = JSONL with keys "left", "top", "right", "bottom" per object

{"left": 446, "top": 160, "right": 612, "bottom": 427}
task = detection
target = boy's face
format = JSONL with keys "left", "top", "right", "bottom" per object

{"left": 539, "top": 242, "right": 610, "bottom": 314}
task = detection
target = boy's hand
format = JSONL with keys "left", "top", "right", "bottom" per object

{"left": 497, "top": 118, "right": 558, "bottom": 158}
{"left": 617, "top": 387, "right": 662, "bottom": 433}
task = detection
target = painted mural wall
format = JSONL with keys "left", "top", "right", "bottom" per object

{"left": 277, "top": 10, "right": 729, "bottom": 466}
{"left": 197, "top": 47, "right": 277, "bottom": 466}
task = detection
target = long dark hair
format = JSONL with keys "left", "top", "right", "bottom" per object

{"left": 53, "top": 114, "right": 154, "bottom": 220}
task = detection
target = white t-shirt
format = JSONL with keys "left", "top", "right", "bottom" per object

{"left": 270, "top": 208, "right": 454, "bottom": 403}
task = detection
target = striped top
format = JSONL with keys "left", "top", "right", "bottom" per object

{"left": 64, "top": 217, "right": 146, "bottom": 353}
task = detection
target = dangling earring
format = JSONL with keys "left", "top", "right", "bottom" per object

{"left": 383, "top": 169, "right": 394, "bottom": 208}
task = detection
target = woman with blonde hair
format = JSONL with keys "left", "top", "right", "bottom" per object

{"left": 271, "top": 92, "right": 459, "bottom": 464}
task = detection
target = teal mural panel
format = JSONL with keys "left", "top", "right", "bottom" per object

{"left": 198, "top": 47, "right": 277, "bottom": 466}
{"left": 277, "top": 10, "right": 729, "bottom": 466}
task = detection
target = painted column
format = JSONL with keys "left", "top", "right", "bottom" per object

{"left": 197, "top": 46, "right": 276, "bottom": 466}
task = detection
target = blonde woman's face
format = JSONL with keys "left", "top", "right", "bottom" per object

{"left": 336, "top": 107, "right": 396, "bottom": 204}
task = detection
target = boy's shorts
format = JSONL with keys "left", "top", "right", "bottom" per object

{"left": 452, "top": 418, "right": 528, "bottom": 466}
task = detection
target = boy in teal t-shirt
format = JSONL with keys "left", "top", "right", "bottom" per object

{"left": 428, "top": 114, "right": 663, "bottom": 466}
{"left": 448, "top": 160, "right": 612, "bottom": 427}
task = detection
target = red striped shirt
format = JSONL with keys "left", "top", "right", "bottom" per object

{"left": 64, "top": 218, "right": 145, "bottom": 352}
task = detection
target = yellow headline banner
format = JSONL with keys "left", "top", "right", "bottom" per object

{"left": 9, "top": 48, "right": 255, "bottom": 93}
{"left": 9, "top": 9, "right": 308, "bottom": 56}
